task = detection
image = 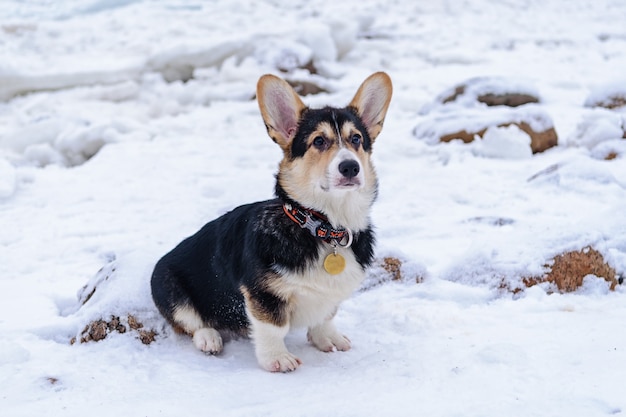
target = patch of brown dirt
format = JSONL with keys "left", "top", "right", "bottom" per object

{"left": 381, "top": 257, "right": 403, "bottom": 281}
{"left": 72, "top": 314, "right": 157, "bottom": 345}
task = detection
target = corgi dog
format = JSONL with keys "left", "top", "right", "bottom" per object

{"left": 151, "top": 72, "right": 392, "bottom": 372}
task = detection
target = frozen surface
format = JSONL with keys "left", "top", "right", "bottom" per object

{"left": 1, "top": 1, "right": 626, "bottom": 416}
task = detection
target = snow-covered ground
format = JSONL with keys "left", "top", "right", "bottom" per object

{"left": 2, "top": 1, "right": 626, "bottom": 416}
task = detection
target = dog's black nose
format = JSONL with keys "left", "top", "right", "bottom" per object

{"left": 338, "top": 160, "right": 360, "bottom": 179}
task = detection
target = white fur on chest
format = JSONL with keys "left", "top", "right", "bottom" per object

{"left": 273, "top": 246, "right": 364, "bottom": 328}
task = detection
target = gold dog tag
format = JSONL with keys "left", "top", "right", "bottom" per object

{"left": 324, "top": 253, "right": 345, "bottom": 275}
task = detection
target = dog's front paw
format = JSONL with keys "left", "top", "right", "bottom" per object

{"left": 192, "top": 328, "right": 223, "bottom": 355}
{"left": 307, "top": 328, "right": 352, "bottom": 352}
{"left": 330, "top": 334, "right": 352, "bottom": 352}
{"left": 258, "top": 351, "right": 302, "bottom": 373}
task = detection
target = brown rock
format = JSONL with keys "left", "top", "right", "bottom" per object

{"left": 108, "top": 316, "right": 121, "bottom": 331}
{"left": 138, "top": 329, "right": 157, "bottom": 345}
{"left": 286, "top": 80, "right": 328, "bottom": 96}
{"left": 361, "top": 256, "right": 426, "bottom": 291}
{"left": 439, "top": 129, "right": 480, "bottom": 144}
{"left": 438, "top": 77, "right": 540, "bottom": 107}
{"left": 88, "top": 319, "right": 109, "bottom": 342}
{"left": 516, "top": 121, "right": 558, "bottom": 153}
{"left": 77, "top": 314, "right": 156, "bottom": 345}
{"left": 477, "top": 93, "right": 539, "bottom": 107}
{"left": 439, "top": 121, "right": 558, "bottom": 154}
{"left": 441, "top": 85, "right": 466, "bottom": 104}
{"left": 127, "top": 314, "right": 143, "bottom": 330}
{"left": 518, "top": 246, "right": 619, "bottom": 293}
{"left": 585, "top": 94, "right": 626, "bottom": 110}
{"left": 545, "top": 247, "right": 618, "bottom": 292}
{"left": 382, "top": 257, "right": 403, "bottom": 281}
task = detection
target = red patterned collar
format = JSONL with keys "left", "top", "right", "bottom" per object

{"left": 282, "top": 202, "right": 353, "bottom": 248}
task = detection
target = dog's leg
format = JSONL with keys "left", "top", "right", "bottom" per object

{"left": 249, "top": 316, "right": 301, "bottom": 372}
{"left": 307, "top": 317, "right": 351, "bottom": 352}
{"left": 242, "top": 285, "right": 300, "bottom": 372}
{"left": 173, "top": 305, "right": 223, "bottom": 355}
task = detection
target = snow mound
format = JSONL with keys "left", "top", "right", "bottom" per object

{"left": 440, "top": 243, "right": 621, "bottom": 295}
{"left": 0, "top": 66, "right": 144, "bottom": 102}
{"left": 2, "top": 113, "right": 151, "bottom": 167}
{"left": 60, "top": 252, "right": 165, "bottom": 346}
{"left": 415, "top": 77, "right": 556, "bottom": 154}
{"left": 584, "top": 79, "right": 626, "bottom": 109}
{"left": 473, "top": 124, "right": 533, "bottom": 159}
{"left": 424, "top": 76, "right": 541, "bottom": 113}
{"left": 415, "top": 105, "right": 552, "bottom": 143}
{"left": 0, "top": 20, "right": 365, "bottom": 168}
{"left": 568, "top": 109, "right": 626, "bottom": 149}
{"left": 413, "top": 104, "right": 557, "bottom": 154}
{"left": 145, "top": 38, "right": 253, "bottom": 83}
{"left": 0, "top": 18, "right": 360, "bottom": 101}
{"left": 590, "top": 139, "right": 626, "bottom": 160}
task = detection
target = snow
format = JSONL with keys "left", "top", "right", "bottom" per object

{"left": 569, "top": 109, "right": 626, "bottom": 149}
{"left": 1, "top": 0, "right": 626, "bottom": 416}
{"left": 475, "top": 124, "right": 533, "bottom": 159}
{"left": 584, "top": 79, "right": 626, "bottom": 108}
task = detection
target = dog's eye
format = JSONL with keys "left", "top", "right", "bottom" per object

{"left": 351, "top": 134, "right": 362, "bottom": 146}
{"left": 313, "top": 136, "right": 326, "bottom": 149}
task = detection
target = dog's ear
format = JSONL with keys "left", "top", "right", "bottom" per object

{"left": 349, "top": 72, "right": 393, "bottom": 142}
{"left": 257, "top": 75, "right": 306, "bottom": 151}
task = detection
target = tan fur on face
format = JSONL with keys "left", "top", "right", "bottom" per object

{"left": 257, "top": 72, "right": 392, "bottom": 231}
{"left": 277, "top": 119, "right": 377, "bottom": 230}
{"left": 281, "top": 121, "right": 337, "bottom": 192}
